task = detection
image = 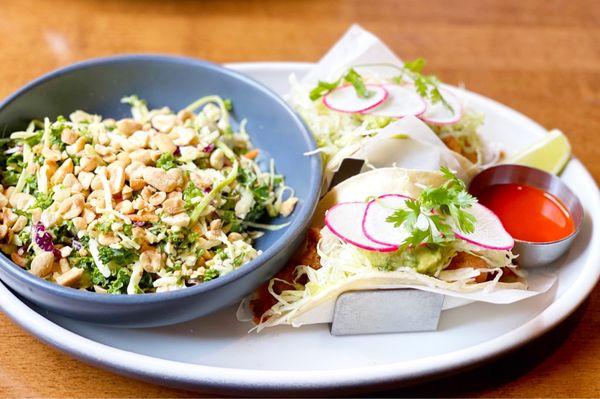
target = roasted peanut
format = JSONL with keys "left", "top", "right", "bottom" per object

{"left": 279, "top": 197, "right": 298, "bottom": 217}
{"left": 140, "top": 249, "right": 163, "bottom": 273}
{"left": 152, "top": 133, "right": 177, "bottom": 154}
{"left": 63, "top": 173, "right": 83, "bottom": 193}
{"left": 98, "top": 233, "right": 119, "bottom": 246}
{"left": 140, "top": 185, "right": 156, "bottom": 201}
{"left": 177, "top": 109, "right": 194, "bottom": 123}
{"left": 66, "top": 137, "right": 86, "bottom": 155}
{"left": 58, "top": 194, "right": 85, "bottom": 220}
{"left": 228, "top": 232, "right": 243, "bottom": 242}
{"left": 129, "top": 178, "right": 145, "bottom": 191}
{"left": 162, "top": 197, "right": 185, "bottom": 215}
{"left": 129, "top": 149, "right": 152, "bottom": 165}
{"left": 162, "top": 213, "right": 190, "bottom": 227}
{"left": 82, "top": 207, "right": 96, "bottom": 224}
{"left": 0, "top": 224, "right": 8, "bottom": 240}
{"left": 77, "top": 171, "right": 94, "bottom": 190}
{"left": 116, "top": 118, "right": 142, "bottom": 136}
{"left": 121, "top": 185, "right": 133, "bottom": 200}
{"left": 128, "top": 130, "right": 150, "bottom": 149}
{"left": 143, "top": 167, "right": 178, "bottom": 192}
{"left": 56, "top": 267, "right": 83, "bottom": 287}
{"left": 171, "top": 126, "right": 196, "bottom": 146}
{"left": 189, "top": 172, "right": 212, "bottom": 189}
{"left": 31, "top": 251, "right": 55, "bottom": 277}
{"left": 107, "top": 162, "right": 126, "bottom": 194}
{"left": 209, "top": 219, "right": 222, "bottom": 231}
{"left": 11, "top": 252, "right": 27, "bottom": 268}
{"left": 148, "top": 191, "right": 166, "bottom": 206}
{"left": 61, "top": 128, "right": 79, "bottom": 145}
{"left": 9, "top": 192, "right": 35, "bottom": 210}
{"left": 41, "top": 147, "right": 62, "bottom": 162}
{"left": 209, "top": 148, "right": 225, "bottom": 169}
{"left": 11, "top": 215, "right": 28, "bottom": 233}
{"left": 87, "top": 190, "right": 107, "bottom": 209}
{"left": 58, "top": 257, "right": 70, "bottom": 273}
{"left": 115, "top": 200, "right": 134, "bottom": 214}
{"left": 151, "top": 114, "right": 177, "bottom": 133}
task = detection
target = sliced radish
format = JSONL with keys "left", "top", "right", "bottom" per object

{"left": 454, "top": 203, "right": 514, "bottom": 250}
{"left": 419, "top": 89, "right": 463, "bottom": 125}
{"left": 323, "top": 84, "right": 388, "bottom": 114}
{"left": 362, "top": 194, "right": 412, "bottom": 247}
{"left": 325, "top": 202, "right": 397, "bottom": 252}
{"left": 362, "top": 85, "right": 426, "bottom": 118}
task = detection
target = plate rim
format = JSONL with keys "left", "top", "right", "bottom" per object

{"left": 0, "top": 61, "right": 598, "bottom": 394}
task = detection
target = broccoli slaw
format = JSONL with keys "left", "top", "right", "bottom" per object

{"left": 0, "top": 96, "right": 297, "bottom": 294}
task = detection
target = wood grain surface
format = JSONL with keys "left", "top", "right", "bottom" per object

{"left": 0, "top": 0, "right": 598, "bottom": 397}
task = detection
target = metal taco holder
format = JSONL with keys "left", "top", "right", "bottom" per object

{"left": 328, "top": 158, "right": 444, "bottom": 336}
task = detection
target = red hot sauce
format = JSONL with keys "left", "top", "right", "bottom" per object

{"left": 476, "top": 183, "right": 575, "bottom": 243}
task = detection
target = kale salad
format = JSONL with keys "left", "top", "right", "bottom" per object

{"left": 0, "top": 95, "right": 297, "bottom": 294}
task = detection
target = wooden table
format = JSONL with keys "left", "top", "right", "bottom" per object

{"left": 0, "top": 0, "right": 598, "bottom": 396}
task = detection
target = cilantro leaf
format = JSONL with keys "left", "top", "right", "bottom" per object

{"left": 309, "top": 79, "right": 341, "bottom": 101}
{"left": 343, "top": 68, "right": 374, "bottom": 99}
{"left": 403, "top": 58, "right": 426, "bottom": 73}
{"left": 308, "top": 68, "right": 373, "bottom": 101}
{"left": 393, "top": 58, "right": 453, "bottom": 112}
{"left": 385, "top": 167, "right": 477, "bottom": 248}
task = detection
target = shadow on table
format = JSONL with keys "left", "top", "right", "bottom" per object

{"left": 372, "top": 296, "right": 593, "bottom": 398}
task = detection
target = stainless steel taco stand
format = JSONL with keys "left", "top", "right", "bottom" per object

{"left": 328, "top": 159, "right": 445, "bottom": 336}
{"left": 331, "top": 289, "right": 444, "bottom": 336}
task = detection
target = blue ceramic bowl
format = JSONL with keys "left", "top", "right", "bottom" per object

{"left": 0, "top": 55, "right": 321, "bottom": 327}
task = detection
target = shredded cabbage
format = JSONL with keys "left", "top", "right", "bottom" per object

{"left": 254, "top": 227, "right": 521, "bottom": 331}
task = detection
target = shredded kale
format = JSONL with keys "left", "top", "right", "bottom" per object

{"left": 32, "top": 191, "right": 53, "bottom": 209}
{"left": 106, "top": 267, "right": 131, "bottom": 294}
{"left": 156, "top": 152, "right": 178, "bottom": 170}
{"left": 183, "top": 182, "right": 204, "bottom": 209}
{"left": 203, "top": 268, "right": 219, "bottom": 282}
{"left": 98, "top": 246, "right": 137, "bottom": 268}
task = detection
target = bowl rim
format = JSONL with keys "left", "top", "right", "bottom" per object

{"left": 469, "top": 163, "right": 583, "bottom": 246}
{"left": 0, "top": 54, "right": 322, "bottom": 304}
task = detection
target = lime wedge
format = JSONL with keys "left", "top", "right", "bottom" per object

{"left": 504, "top": 129, "right": 571, "bottom": 174}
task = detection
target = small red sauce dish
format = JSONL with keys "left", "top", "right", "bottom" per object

{"left": 469, "top": 164, "right": 583, "bottom": 268}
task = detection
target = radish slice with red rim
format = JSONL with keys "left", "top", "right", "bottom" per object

{"left": 325, "top": 202, "right": 398, "bottom": 252}
{"left": 323, "top": 84, "right": 388, "bottom": 114}
{"left": 362, "top": 85, "right": 426, "bottom": 118}
{"left": 362, "top": 194, "right": 412, "bottom": 247}
{"left": 453, "top": 203, "right": 515, "bottom": 250}
{"left": 419, "top": 89, "right": 463, "bottom": 125}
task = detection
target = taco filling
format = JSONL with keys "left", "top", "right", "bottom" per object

{"left": 248, "top": 167, "right": 524, "bottom": 331}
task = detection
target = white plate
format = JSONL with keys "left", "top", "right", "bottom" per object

{"left": 0, "top": 62, "right": 598, "bottom": 395}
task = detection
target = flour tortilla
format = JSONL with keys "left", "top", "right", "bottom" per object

{"left": 312, "top": 167, "right": 447, "bottom": 227}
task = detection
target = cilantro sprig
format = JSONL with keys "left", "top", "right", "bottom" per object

{"left": 394, "top": 58, "right": 452, "bottom": 111}
{"left": 309, "top": 68, "right": 374, "bottom": 101}
{"left": 386, "top": 167, "right": 476, "bottom": 247}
